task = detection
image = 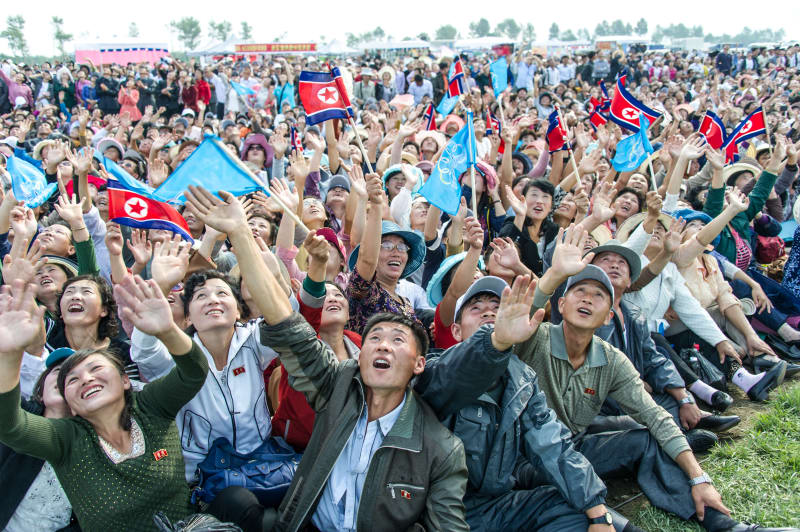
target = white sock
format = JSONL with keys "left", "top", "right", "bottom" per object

{"left": 778, "top": 323, "right": 800, "bottom": 342}
{"left": 689, "top": 381, "right": 717, "bottom": 404}
{"left": 732, "top": 367, "right": 763, "bottom": 393}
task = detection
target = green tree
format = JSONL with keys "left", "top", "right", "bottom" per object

{"left": 170, "top": 17, "right": 202, "bottom": 50}
{"left": 435, "top": 24, "right": 458, "bottom": 40}
{"left": 549, "top": 23, "right": 560, "bottom": 40}
{"left": 0, "top": 15, "right": 28, "bottom": 57}
{"left": 240, "top": 21, "right": 253, "bottom": 40}
{"left": 469, "top": 18, "right": 491, "bottom": 37}
{"left": 129, "top": 22, "right": 140, "bottom": 38}
{"left": 560, "top": 29, "right": 577, "bottom": 41}
{"left": 521, "top": 23, "right": 536, "bottom": 42}
{"left": 594, "top": 20, "right": 611, "bottom": 37}
{"left": 209, "top": 21, "right": 232, "bottom": 41}
{"left": 496, "top": 18, "right": 521, "bottom": 39}
{"left": 417, "top": 32, "right": 430, "bottom": 41}
{"left": 51, "top": 16, "right": 72, "bottom": 57}
{"left": 635, "top": 18, "right": 648, "bottom": 36}
{"left": 577, "top": 28, "right": 591, "bottom": 41}
{"left": 610, "top": 19, "right": 631, "bottom": 35}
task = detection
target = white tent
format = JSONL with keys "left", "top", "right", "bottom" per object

{"left": 318, "top": 40, "right": 359, "bottom": 55}
{"left": 360, "top": 39, "right": 430, "bottom": 51}
{"left": 188, "top": 37, "right": 253, "bottom": 57}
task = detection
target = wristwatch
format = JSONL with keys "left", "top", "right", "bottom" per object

{"left": 689, "top": 472, "right": 713, "bottom": 486}
{"left": 679, "top": 395, "right": 695, "bottom": 406}
{"left": 588, "top": 512, "right": 613, "bottom": 526}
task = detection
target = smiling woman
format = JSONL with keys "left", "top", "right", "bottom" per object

{"left": 0, "top": 277, "right": 208, "bottom": 532}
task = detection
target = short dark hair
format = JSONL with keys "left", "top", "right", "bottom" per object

{"left": 523, "top": 178, "right": 555, "bottom": 199}
{"left": 57, "top": 348, "right": 133, "bottom": 430}
{"left": 181, "top": 270, "right": 250, "bottom": 325}
{"left": 362, "top": 313, "right": 429, "bottom": 356}
{"left": 616, "top": 187, "right": 645, "bottom": 213}
{"left": 57, "top": 275, "right": 119, "bottom": 340}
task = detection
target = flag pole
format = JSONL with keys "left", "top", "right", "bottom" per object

{"left": 647, "top": 156, "right": 658, "bottom": 193}
{"left": 555, "top": 104, "right": 581, "bottom": 183}
{"left": 457, "top": 96, "right": 478, "bottom": 215}
{"left": 496, "top": 90, "right": 506, "bottom": 126}
{"left": 763, "top": 107, "right": 774, "bottom": 156}
{"left": 348, "top": 116, "right": 375, "bottom": 175}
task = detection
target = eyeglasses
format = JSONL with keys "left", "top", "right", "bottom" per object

{"left": 380, "top": 241, "right": 410, "bottom": 253}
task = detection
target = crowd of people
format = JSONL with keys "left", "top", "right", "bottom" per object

{"left": 1, "top": 41, "right": 800, "bottom": 532}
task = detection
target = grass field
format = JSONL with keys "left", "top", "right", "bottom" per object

{"left": 615, "top": 381, "right": 800, "bottom": 531}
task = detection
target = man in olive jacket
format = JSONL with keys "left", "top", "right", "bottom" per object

{"left": 184, "top": 186, "right": 467, "bottom": 532}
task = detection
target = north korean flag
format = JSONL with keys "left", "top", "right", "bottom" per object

{"left": 423, "top": 103, "right": 437, "bottom": 131}
{"left": 447, "top": 57, "right": 466, "bottom": 98}
{"left": 546, "top": 110, "right": 568, "bottom": 153}
{"left": 107, "top": 179, "right": 193, "bottom": 242}
{"left": 290, "top": 126, "right": 303, "bottom": 154}
{"left": 698, "top": 111, "right": 727, "bottom": 150}
{"left": 608, "top": 77, "right": 661, "bottom": 132}
{"left": 589, "top": 110, "right": 608, "bottom": 131}
{"left": 298, "top": 68, "right": 355, "bottom": 126}
{"left": 721, "top": 107, "right": 767, "bottom": 163}
{"left": 485, "top": 111, "right": 501, "bottom": 136}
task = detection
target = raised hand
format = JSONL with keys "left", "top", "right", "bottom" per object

{"left": 590, "top": 180, "right": 617, "bottom": 222}
{"left": 573, "top": 188, "right": 590, "bottom": 215}
{"left": 704, "top": 146, "right": 725, "bottom": 171}
{"left": 345, "top": 163, "right": 366, "bottom": 198}
{"left": 150, "top": 234, "right": 190, "bottom": 293}
{"left": 9, "top": 206, "right": 38, "bottom": 242}
{"left": 680, "top": 134, "right": 705, "bottom": 160}
{"left": 489, "top": 237, "right": 526, "bottom": 272}
{"left": 663, "top": 218, "right": 686, "bottom": 255}
{"left": 184, "top": 186, "right": 249, "bottom": 235}
{"left": 725, "top": 187, "right": 749, "bottom": 213}
{"left": 578, "top": 149, "right": 601, "bottom": 176}
{"left": 0, "top": 280, "right": 45, "bottom": 356}
{"left": 288, "top": 150, "right": 310, "bottom": 180}
{"left": 365, "top": 173, "right": 385, "bottom": 204}
{"left": 304, "top": 230, "right": 330, "bottom": 265}
{"left": 2, "top": 238, "right": 45, "bottom": 286}
{"left": 270, "top": 134, "right": 289, "bottom": 159}
{"left": 504, "top": 185, "right": 526, "bottom": 218}
{"left": 104, "top": 222, "right": 124, "bottom": 256}
{"left": 53, "top": 191, "right": 84, "bottom": 228}
{"left": 148, "top": 158, "right": 170, "bottom": 188}
{"left": 644, "top": 190, "right": 663, "bottom": 215}
{"left": 114, "top": 275, "right": 175, "bottom": 337}
{"left": 65, "top": 147, "right": 94, "bottom": 175}
{"left": 268, "top": 177, "right": 300, "bottom": 213}
{"left": 127, "top": 229, "right": 153, "bottom": 267}
{"left": 463, "top": 216, "right": 484, "bottom": 251}
{"left": 551, "top": 224, "right": 594, "bottom": 277}
{"left": 336, "top": 130, "right": 353, "bottom": 156}
{"left": 491, "top": 275, "right": 546, "bottom": 351}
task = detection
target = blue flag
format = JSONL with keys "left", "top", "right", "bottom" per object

{"left": 7, "top": 156, "right": 57, "bottom": 208}
{"left": 153, "top": 136, "right": 265, "bottom": 204}
{"left": 611, "top": 114, "right": 654, "bottom": 172}
{"left": 419, "top": 111, "right": 477, "bottom": 215}
{"left": 102, "top": 155, "right": 156, "bottom": 198}
{"left": 437, "top": 94, "right": 459, "bottom": 117}
{"left": 490, "top": 57, "right": 508, "bottom": 97}
{"left": 230, "top": 81, "right": 256, "bottom": 97}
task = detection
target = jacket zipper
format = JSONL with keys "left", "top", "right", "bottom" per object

{"left": 209, "top": 367, "right": 237, "bottom": 448}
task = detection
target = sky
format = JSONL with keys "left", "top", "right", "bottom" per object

{"left": 2, "top": 0, "right": 798, "bottom": 56}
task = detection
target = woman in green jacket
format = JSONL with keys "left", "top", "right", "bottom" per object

{"left": 703, "top": 141, "right": 785, "bottom": 267}
{"left": 0, "top": 276, "right": 209, "bottom": 532}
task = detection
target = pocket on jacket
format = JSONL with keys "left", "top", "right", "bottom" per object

{"left": 182, "top": 409, "right": 213, "bottom": 455}
{"left": 454, "top": 407, "right": 491, "bottom": 456}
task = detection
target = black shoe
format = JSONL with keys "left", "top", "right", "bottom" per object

{"left": 685, "top": 428, "right": 718, "bottom": 453}
{"left": 710, "top": 390, "right": 734, "bottom": 412}
{"left": 695, "top": 414, "right": 741, "bottom": 432}
{"left": 746, "top": 361, "right": 787, "bottom": 402}
{"left": 725, "top": 524, "right": 800, "bottom": 531}
{"left": 764, "top": 335, "right": 800, "bottom": 361}
{"left": 753, "top": 356, "right": 800, "bottom": 378}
